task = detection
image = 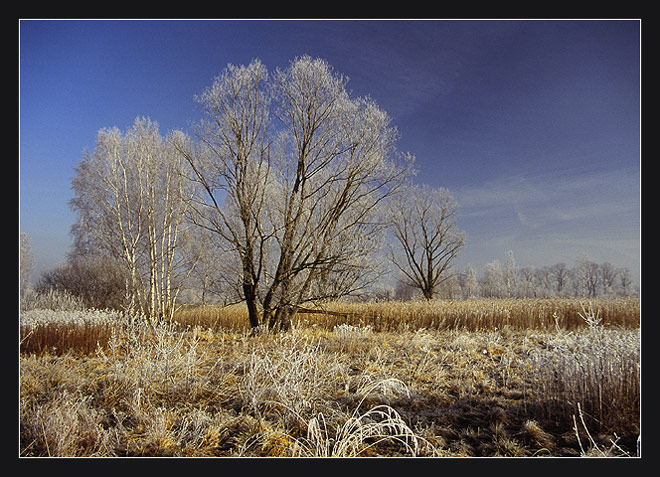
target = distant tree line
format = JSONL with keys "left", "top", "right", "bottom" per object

{"left": 393, "top": 251, "right": 637, "bottom": 300}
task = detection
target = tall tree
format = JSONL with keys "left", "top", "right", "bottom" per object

{"left": 575, "top": 256, "right": 601, "bottom": 298}
{"left": 388, "top": 184, "right": 464, "bottom": 300}
{"left": 600, "top": 262, "right": 619, "bottom": 296}
{"left": 174, "top": 57, "right": 412, "bottom": 330}
{"left": 464, "top": 265, "right": 478, "bottom": 299}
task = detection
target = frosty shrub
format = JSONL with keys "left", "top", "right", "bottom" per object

{"left": 241, "top": 330, "right": 337, "bottom": 420}
{"left": 331, "top": 323, "right": 374, "bottom": 352}
{"left": 20, "top": 309, "right": 123, "bottom": 328}
{"left": 526, "top": 326, "right": 640, "bottom": 434}
{"left": 96, "top": 315, "right": 204, "bottom": 402}
{"left": 21, "top": 287, "right": 87, "bottom": 312}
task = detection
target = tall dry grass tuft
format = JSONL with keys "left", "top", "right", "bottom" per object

{"left": 20, "top": 389, "right": 109, "bottom": 456}
{"left": 174, "top": 304, "right": 249, "bottom": 332}
{"left": 239, "top": 329, "right": 335, "bottom": 420}
{"left": 95, "top": 314, "right": 206, "bottom": 406}
{"left": 242, "top": 379, "right": 437, "bottom": 457}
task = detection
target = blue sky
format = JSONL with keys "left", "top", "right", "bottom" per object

{"left": 19, "top": 19, "right": 641, "bottom": 283}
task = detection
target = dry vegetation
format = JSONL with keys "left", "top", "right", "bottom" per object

{"left": 19, "top": 297, "right": 640, "bottom": 457}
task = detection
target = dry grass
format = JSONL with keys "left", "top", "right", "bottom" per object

{"left": 19, "top": 297, "right": 640, "bottom": 457}
{"left": 175, "top": 297, "right": 640, "bottom": 333}
{"left": 20, "top": 309, "right": 119, "bottom": 356}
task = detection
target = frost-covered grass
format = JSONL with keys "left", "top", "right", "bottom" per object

{"left": 20, "top": 309, "right": 123, "bottom": 327}
{"left": 20, "top": 309, "right": 122, "bottom": 356}
{"left": 19, "top": 298, "right": 641, "bottom": 457}
{"left": 525, "top": 326, "right": 640, "bottom": 435}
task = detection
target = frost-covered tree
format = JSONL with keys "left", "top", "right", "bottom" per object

{"left": 549, "top": 262, "right": 570, "bottom": 296}
{"left": 503, "top": 250, "right": 518, "bottom": 298}
{"left": 463, "top": 265, "right": 478, "bottom": 299}
{"left": 600, "top": 262, "right": 618, "bottom": 296}
{"left": 481, "top": 260, "right": 505, "bottom": 298}
{"left": 70, "top": 117, "right": 195, "bottom": 320}
{"left": 618, "top": 268, "right": 634, "bottom": 296}
{"left": 174, "top": 57, "right": 412, "bottom": 330}
{"left": 575, "top": 256, "right": 601, "bottom": 298}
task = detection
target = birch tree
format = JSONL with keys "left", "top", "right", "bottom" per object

{"left": 174, "top": 56, "right": 412, "bottom": 330}
{"left": 70, "top": 117, "right": 194, "bottom": 320}
{"left": 388, "top": 185, "right": 464, "bottom": 300}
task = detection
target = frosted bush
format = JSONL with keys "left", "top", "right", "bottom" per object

{"left": 20, "top": 288, "right": 86, "bottom": 312}
{"left": 97, "top": 316, "right": 203, "bottom": 398}
{"left": 525, "top": 327, "right": 640, "bottom": 432}
{"left": 20, "top": 309, "right": 122, "bottom": 328}
{"left": 242, "top": 332, "right": 332, "bottom": 418}
{"left": 333, "top": 323, "right": 373, "bottom": 335}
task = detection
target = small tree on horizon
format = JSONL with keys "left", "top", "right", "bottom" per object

{"left": 387, "top": 184, "right": 465, "bottom": 300}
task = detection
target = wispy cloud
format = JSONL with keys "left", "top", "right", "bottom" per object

{"left": 456, "top": 166, "right": 639, "bottom": 224}
{"left": 452, "top": 165, "right": 640, "bottom": 274}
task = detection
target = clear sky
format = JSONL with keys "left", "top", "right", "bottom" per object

{"left": 19, "top": 19, "right": 641, "bottom": 283}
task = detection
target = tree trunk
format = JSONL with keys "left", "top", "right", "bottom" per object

{"left": 422, "top": 287, "right": 434, "bottom": 301}
{"left": 243, "top": 281, "right": 261, "bottom": 329}
{"left": 268, "top": 306, "right": 292, "bottom": 331}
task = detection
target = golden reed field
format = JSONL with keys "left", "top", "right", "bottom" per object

{"left": 20, "top": 297, "right": 640, "bottom": 457}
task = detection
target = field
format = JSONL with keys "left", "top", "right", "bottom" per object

{"left": 19, "top": 298, "right": 641, "bottom": 457}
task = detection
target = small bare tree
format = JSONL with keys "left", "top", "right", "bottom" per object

{"left": 463, "top": 265, "right": 478, "bottom": 299}
{"left": 174, "top": 57, "right": 412, "bottom": 330}
{"left": 600, "top": 262, "right": 618, "bottom": 297}
{"left": 503, "top": 250, "right": 518, "bottom": 298}
{"left": 549, "top": 262, "right": 570, "bottom": 296}
{"left": 576, "top": 256, "right": 601, "bottom": 298}
{"left": 519, "top": 266, "right": 537, "bottom": 298}
{"left": 618, "top": 267, "right": 634, "bottom": 296}
{"left": 388, "top": 185, "right": 464, "bottom": 300}
{"left": 481, "top": 259, "right": 505, "bottom": 298}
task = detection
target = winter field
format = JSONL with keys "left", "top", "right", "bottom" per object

{"left": 19, "top": 297, "right": 640, "bottom": 457}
